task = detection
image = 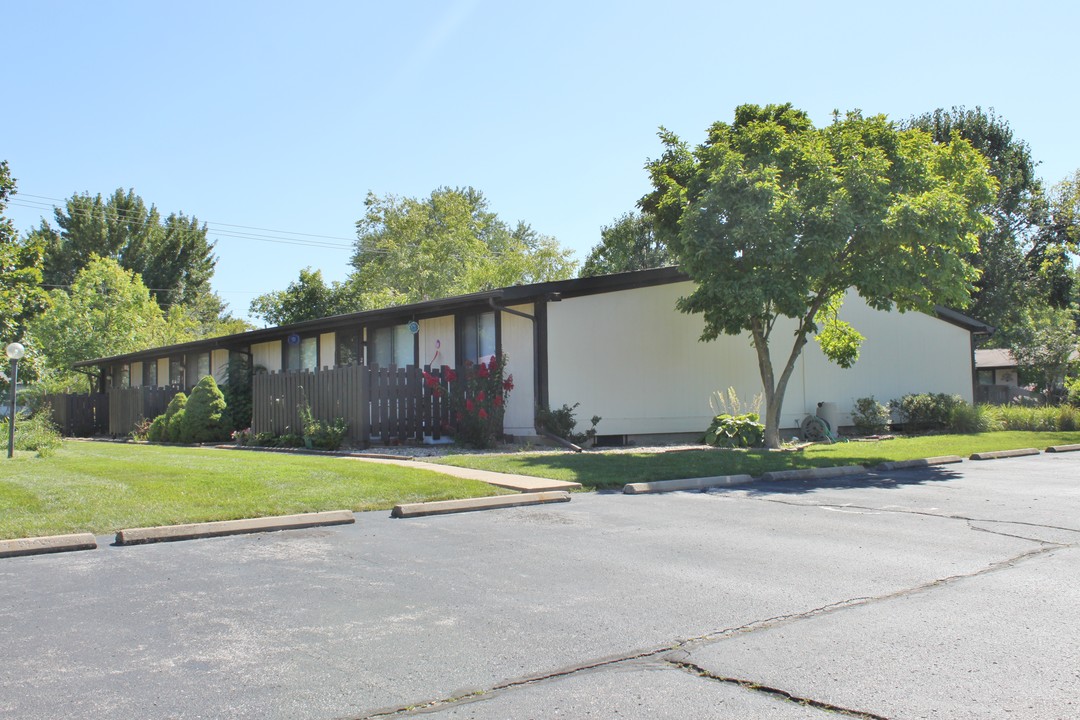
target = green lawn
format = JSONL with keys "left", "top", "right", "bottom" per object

{"left": 0, "top": 442, "right": 509, "bottom": 540}
{"left": 433, "top": 431, "right": 1080, "bottom": 491}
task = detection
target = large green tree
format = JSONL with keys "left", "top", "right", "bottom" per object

{"left": 581, "top": 212, "right": 671, "bottom": 277}
{"left": 906, "top": 108, "right": 1078, "bottom": 334}
{"left": 642, "top": 104, "right": 996, "bottom": 448}
{"left": 350, "top": 187, "right": 576, "bottom": 306}
{"left": 27, "top": 255, "right": 195, "bottom": 392}
{"left": 28, "top": 189, "right": 219, "bottom": 316}
{"left": 249, "top": 267, "right": 359, "bottom": 326}
{"left": 0, "top": 161, "right": 49, "bottom": 345}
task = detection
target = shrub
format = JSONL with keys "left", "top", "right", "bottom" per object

{"left": 536, "top": 402, "right": 601, "bottom": 445}
{"left": 988, "top": 403, "right": 1079, "bottom": 432}
{"left": 947, "top": 403, "right": 999, "bottom": 433}
{"left": 146, "top": 415, "right": 168, "bottom": 442}
{"left": 704, "top": 413, "right": 765, "bottom": 448}
{"left": 890, "top": 393, "right": 964, "bottom": 433}
{"left": 176, "top": 376, "right": 231, "bottom": 444}
{"left": 851, "top": 396, "right": 890, "bottom": 435}
{"left": 0, "top": 409, "right": 63, "bottom": 457}
{"left": 222, "top": 355, "right": 253, "bottom": 431}
{"left": 298, "top": 399, "right": 349, "bottom": 450}
{"left": 436, "top": 354, "right": 512, "bottom": 449}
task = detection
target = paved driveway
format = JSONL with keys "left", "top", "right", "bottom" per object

{"left": 2, "top": 453, "right": 1078, "bottom": 719}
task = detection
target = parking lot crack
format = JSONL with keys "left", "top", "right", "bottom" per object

{"left": 668, "top": 659, "right": 892, "bottom": 719}
{"left": 760, "top": 498, "right": 1080, "bottom": 541}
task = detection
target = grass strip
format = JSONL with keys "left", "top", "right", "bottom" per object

{"left": 0, "top": 442, "right": 510, "bottom": 540}
{"left": 433, "top": 431, "right": 1080, "bottom": 491}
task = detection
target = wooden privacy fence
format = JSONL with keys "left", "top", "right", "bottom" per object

{"left": 45, "top": 393, "right": 109, "bottom": 437}
{"left": 252, "top": 364, "right": 457, "bottom": 446}
{"left": 108, "top": 387, "right": 180, "bottom": 436}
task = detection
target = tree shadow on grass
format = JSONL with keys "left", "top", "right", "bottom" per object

{"left": 499, "top": 448, "right": 967, "bottom": 493}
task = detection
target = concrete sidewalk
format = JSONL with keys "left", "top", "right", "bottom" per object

{"left": 339, "top": 456, "right": 582, "bottom": 492}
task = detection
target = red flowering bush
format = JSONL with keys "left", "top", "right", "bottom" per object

{"left": 452, "top": 354, "right": 513, "bottom": 448}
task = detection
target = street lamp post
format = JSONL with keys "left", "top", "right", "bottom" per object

{"left": 6, "top": 342, "right": 25, "bottom": 459}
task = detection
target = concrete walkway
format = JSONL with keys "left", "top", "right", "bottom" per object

{"left": 339, "top": 456, "right": 582, "bottom": 492}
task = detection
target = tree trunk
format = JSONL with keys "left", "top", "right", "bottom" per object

{"left": 751, "top": 304, "right": 823, "bottom": 449}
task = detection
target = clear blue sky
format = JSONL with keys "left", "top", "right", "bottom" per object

{"left": 5, "top": 0, "right": 1078, "bottom": 325}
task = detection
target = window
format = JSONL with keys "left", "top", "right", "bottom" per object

{"left": 461, "top": 311, "right": 496, "bottom": 364}
{"left": 336, "top": 329, "right": 361, "bottom": 366}
{"left": 117, "top": 364, "right": 130, "bottom": 389}
{"left": 169, "top": 357, "right": 185, "bottom": 387}
{"left": 143, "top": 360, "right": 158, "bottom": 387}
{"left": 189, "top": 352, "right": 211, "bottom": 382}
{"left": 371, "top": 324, "right": 414, "bottom": 367}
{"left": 285, "top": 335, "right": 318, "bottom": 372}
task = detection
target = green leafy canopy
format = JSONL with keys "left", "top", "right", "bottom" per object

{"left": 641, "top": 104, "right": 997, "bottom": 447}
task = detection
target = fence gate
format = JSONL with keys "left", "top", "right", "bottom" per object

{"left": 45, "top": 393, "right": 109, "bottom": 437}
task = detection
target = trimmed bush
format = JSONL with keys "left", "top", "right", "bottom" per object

{"left": 177, "top": 376, "right": 231, "bottom": 443}
{"left": 987, "top": 403, "right": 1080, "bottom": 432}
{"left": 536, "top": 402, "right": 601, "bottom": 445}
{"left": 851, "top": 396, "right": 890, "bottom": 435}
{"left": 890, "top": 393, "right": 964, "bottom": 433}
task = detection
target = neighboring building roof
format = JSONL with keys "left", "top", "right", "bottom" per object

{"left": 975, "top": 348, "right": 1016, "bottom": 369}
{"left": 72, "top": 266, "right": 994, "bottom": 369}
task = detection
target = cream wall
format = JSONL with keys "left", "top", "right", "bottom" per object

{"left": 130, "top": 362, "right": 143, "bottom": 388}
{"left": 419, "top": 316, "right": 455, "bottom": 369}
{"left": 252, "top": 340, "right": 282, "bottom": 373}
{"left": 501, "top": 304, "right": 536, "bottom": 436}
{"left": 211, "top": 349, "right": 230, "bottom": 384}
{"left": 546, "top": 282, "right": 974, "bottom": 436}
{"left": 319, "top": 333, "right": 335, "bottom": 369}
{"left": 157, "top": 358, "right": 169, "bottom": 387}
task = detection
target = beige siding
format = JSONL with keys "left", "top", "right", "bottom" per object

{"left": 419, "top": 315, "right": 455, "bottom": 369}
{"left": 547, "top": 282, "right": 974, "bottom": 436}
{"left": 157, "top": 358, "right": 169, "bottom": 388}
{"left": 130, "top": 362, "right": 143, "bottom": 388}
{"left": 252, "top": 340, "right": 282, "bottom": 373}
{"left": 501, "top": 304, "right": 535, "bottom": 436}
{"left": 319, "top": 333, "right": 335, "bottom": 369}
{"left": 211, "top": 349, "right": 230, "bottom": 384}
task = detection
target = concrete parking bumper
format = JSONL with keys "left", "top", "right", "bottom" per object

{"left": 115, "top": 510, "right": 355, "bottom": 546}
{"left": 623, "top": 474, "right": 754, "bottom": 494}
{"left": 392, "top": 491, "right": 571, "bottom": 518}
{"left": 0, "top": 532, "right": 98, "bottom": 559}
{"left": 876, "top": 455, "right": 964, "bottom": 471}
{"left": 969, "top": 448, "right": 1041, "bottom": 461}
{"left": 760, "top": 465, "right": 867, "bottom": 482}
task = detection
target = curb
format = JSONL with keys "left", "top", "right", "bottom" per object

{"left": 876, "top": 456, "right": 964, "bottom": 471}
{"left": 760, "top": 465, "right": 867, "bottom": 482}
{"left": 0, "top": 532, "right": 98, "bottom": 559}
{"left": 1046, "top": 444, "right": 1080, "bottom": 454}
{"left": 392, "top": 491, "right": 571, "bottom": 518}
{"left": 969, "top": 448, "right": 1040, "bottom": 461}
{"left": 115, "top": 510, "right": 355, "bottom": 546}
{"left": 623, "top": 474, "right": 753, "bottom": 494}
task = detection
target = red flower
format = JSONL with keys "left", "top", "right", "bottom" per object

{"left": 444, "top": 367, "right": 458, "bottom": 382}
{"left": 478, "top": 363, "right": 489, "bottom": 378}
{"left": 503, "top": 374, "right": 514, "bottom": 392}
{"left": 466, "top": 399, "right": 475, "bottom": 412}
{"left": 493, "top": 395, "right": 503, "bottom": 407}
{"left": 488, "top": 356, "right": 498, "bottom": 371}
{"left": 478, "top": 408, "right": 488, "bottom": 420}
{"left": 476, "top": 390, "right": 485, "bottom": 403}
{"left": 423, "top": 371, "right": 438, "bottom": 388}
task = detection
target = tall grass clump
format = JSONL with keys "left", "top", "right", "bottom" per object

{"left": 987, "top": 403, "right": 1080, "bottom": 431}
{"left": 947, "top": 403, "right": 1000, "bottom": 433}
{"left": 0, "top": 408, "right": 63, "bottom": 457}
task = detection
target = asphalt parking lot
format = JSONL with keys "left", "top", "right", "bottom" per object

{"left": 2, "top": 452, "right": 1078, "bottom": 719}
